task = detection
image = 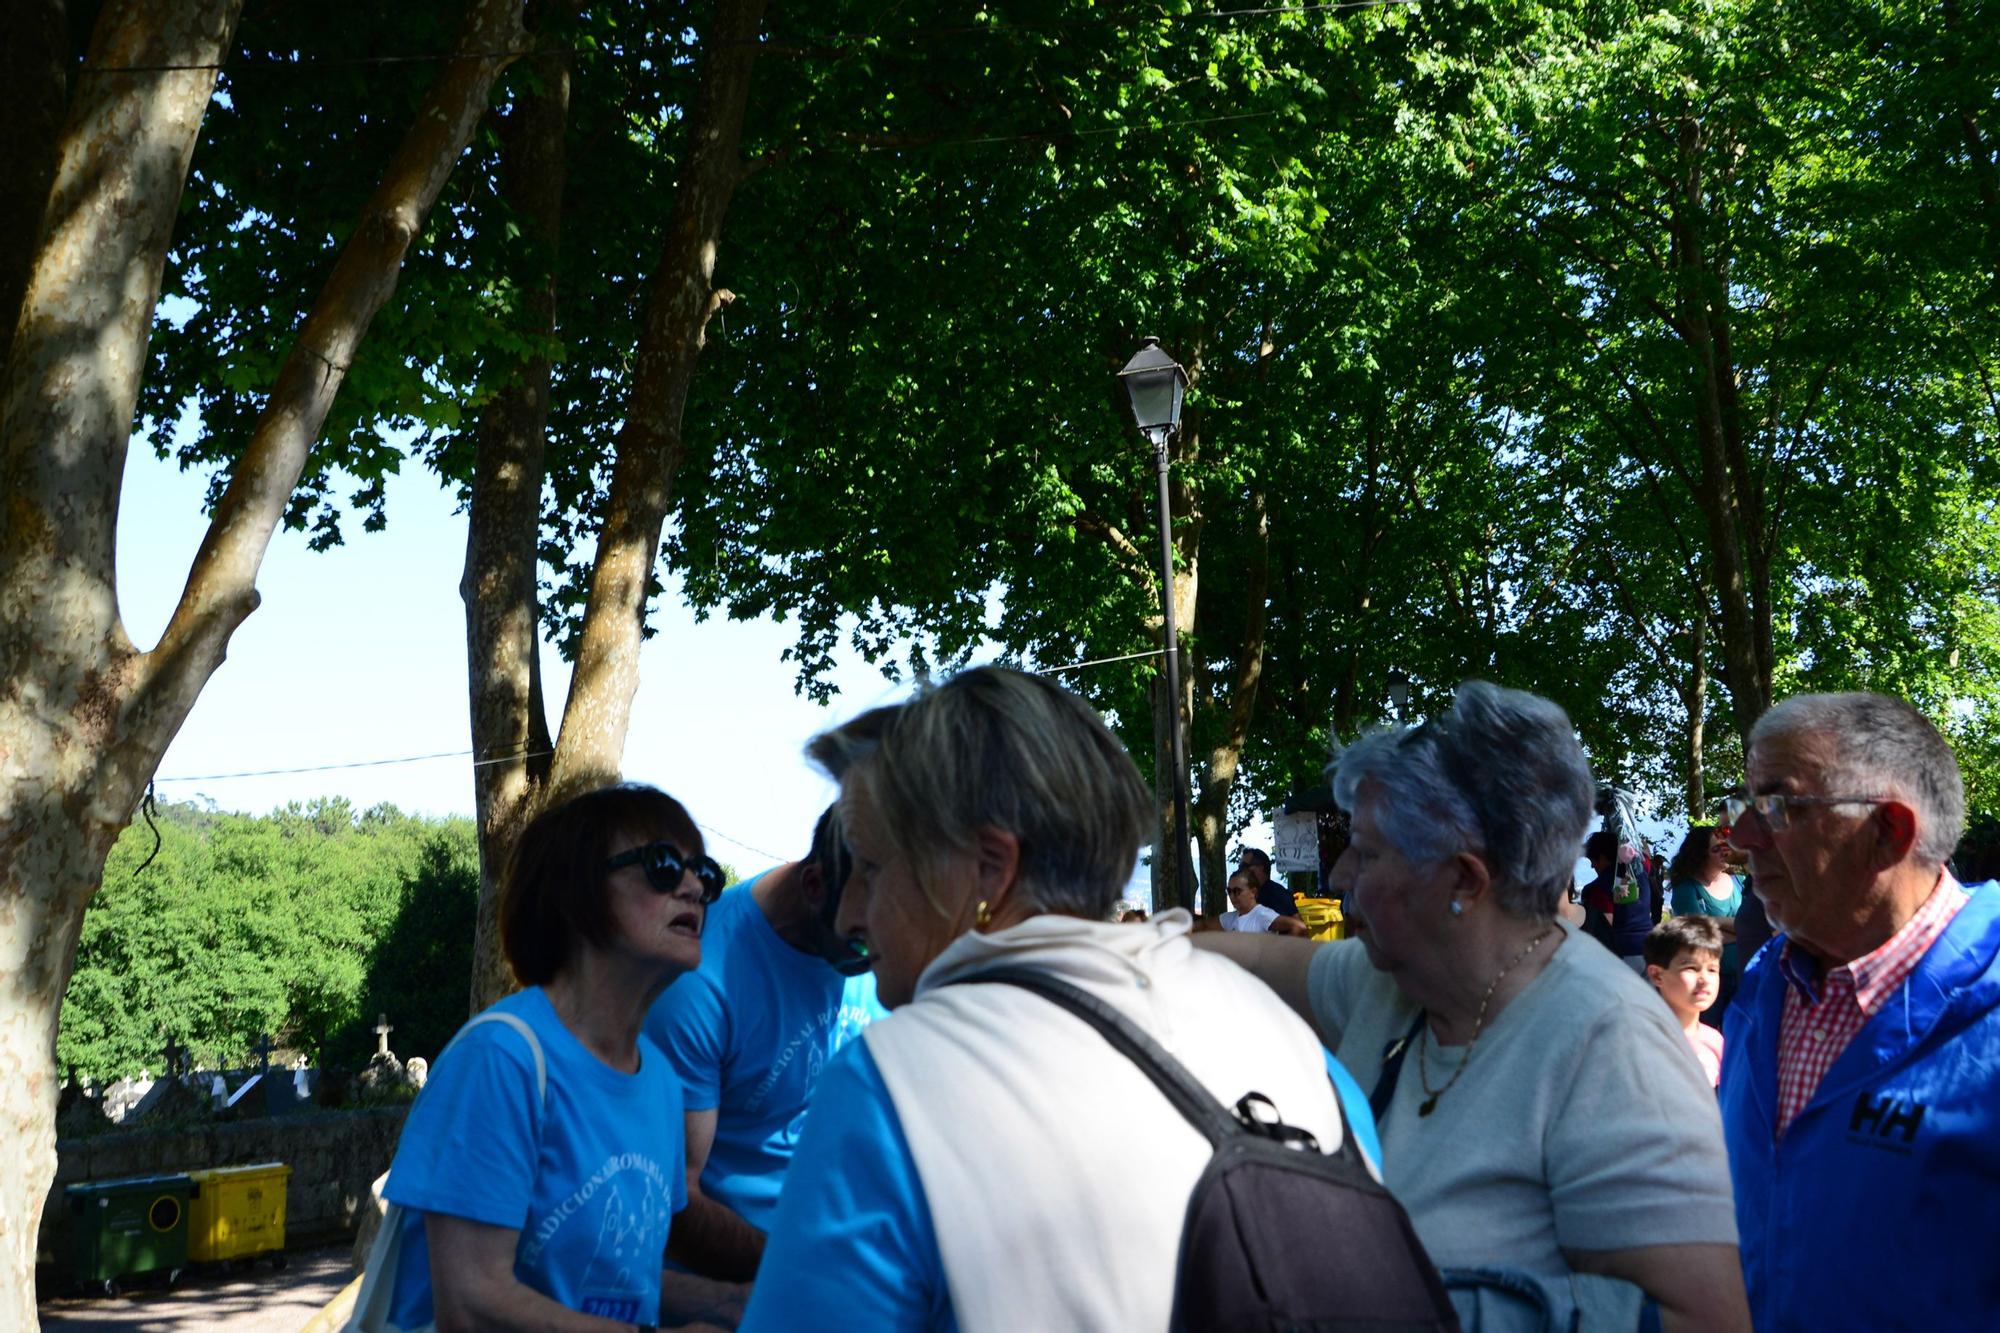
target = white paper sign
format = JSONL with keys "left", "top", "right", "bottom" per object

{"left": 1271, "top": 811, "right": 1320, "bottom": 874}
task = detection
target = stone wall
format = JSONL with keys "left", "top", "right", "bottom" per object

{"left": 37, "top": 1107, "right": 408, "bottom": 1271}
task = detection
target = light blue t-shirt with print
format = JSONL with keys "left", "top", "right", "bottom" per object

{"left": 739, "top": 1041, "right": 1380, "bottom": 1332}
{"left": 382, "top": 987, "right": 688, "bottom": 1325}
{"left": 644, "top": 870, "right": 885, "bottom": 1229}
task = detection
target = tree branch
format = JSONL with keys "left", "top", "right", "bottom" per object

{"left": 547, "top": 0, "right": 770, "bottom": 801}
{"left": 130, "top": 0, "right": 525, "bottom": 768}
{"left": 1074, "top": 509, "right": 1155, "bottom": 584}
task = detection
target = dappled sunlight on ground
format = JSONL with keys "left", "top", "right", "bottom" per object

{"left": 40, "top": 1244, "right": 349, "bottom": 1332}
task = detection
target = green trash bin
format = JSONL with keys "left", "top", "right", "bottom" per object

{"left": 65, "top": 1173, "right": 193, "bottom": 1296}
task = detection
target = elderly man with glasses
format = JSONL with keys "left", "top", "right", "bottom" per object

{"left": 1719, "top": 692, "right": 2000, "bottom": 1331}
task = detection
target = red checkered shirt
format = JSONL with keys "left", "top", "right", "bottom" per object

{"left": 1774, "top": 875, "right": 1969, "bottom": 1137}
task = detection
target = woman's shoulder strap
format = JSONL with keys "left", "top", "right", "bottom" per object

{"left": 444, "top": 1009, "right": 548, "bottom": 1109}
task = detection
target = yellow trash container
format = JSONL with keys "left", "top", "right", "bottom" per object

{"left": 1295, "top": 896, "right": 1347, "bottom": 941}
{"left": 186, "top": 1162, "right": 291, "bottom": 1263}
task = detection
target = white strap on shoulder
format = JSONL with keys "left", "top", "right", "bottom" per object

{"left": 344, "top": 1009, "right": 549, "bottom": 1332}
{"left": 449, "top": 1009, "right": 548, "bottom": 1107}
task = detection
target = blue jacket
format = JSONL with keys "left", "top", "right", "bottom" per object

{"left": 1721, "top": 881, "right": 2000, "bottom": 1331}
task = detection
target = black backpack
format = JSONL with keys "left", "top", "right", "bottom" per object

{"left": 962, "top": 968, "right": 1459, "bottom": 1333}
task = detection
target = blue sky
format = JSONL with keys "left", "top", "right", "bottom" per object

{"left": 116, "top": 442, "right": 1675, "bottom": 904}
{"left": 118, "top": 445, "right": 925, "bottom": 870}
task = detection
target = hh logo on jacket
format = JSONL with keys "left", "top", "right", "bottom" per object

{"left": 1847, "top": 1092, "right": 1926, "bottom": 1153}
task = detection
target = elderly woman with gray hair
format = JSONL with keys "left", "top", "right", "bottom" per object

{"left": 736, "top": 666, "right": 1389, "bottom": 1332}
{"left": 1204, "top": 681, "right": 1750, "bottom": 1332}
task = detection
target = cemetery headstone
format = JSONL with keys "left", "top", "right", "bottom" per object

{"left": 56, "top": 1069, "right": 113, "bottom": 1137}
{"left": 355, "top": 1014, "right": 409, "bottom": 1105}
{"left": 102, "top": 1069, "right": 155, "bottom": 1124}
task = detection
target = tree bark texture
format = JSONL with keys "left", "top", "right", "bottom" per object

{"left": 1192, "top": 488, "right": 1269, "bottom": 908}
{"left": 1671, "top": 112, "right": 1773, "bottom": 739}
{"left": 463, "top": 30, "right": 569, "bottom": 1016}
{"left": 469, "top": 0, "right": 770, "bottom": 1006}
{"left": 1330, "top": 402, "right": 1386, "bottom": 739}
{"left": 0, "top": 0, "right": 70, "bottom": 376}
{"left": 0, "top": 0, "right": 520, "bottom": 1315}
{"left": 1684, "top": 609, "right": 1708, "bottom": 820}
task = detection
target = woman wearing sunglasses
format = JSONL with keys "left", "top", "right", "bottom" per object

{"left": 367, "top": 783, "right": 738, "bottom": 1332}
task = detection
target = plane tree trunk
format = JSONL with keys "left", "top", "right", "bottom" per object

{"left": 463, "top": 24, "right": 569, "bottom": 1014}
{"left": 466, "top": 0, "right": 770, "bottom": 1009}
{"left": 0, "top": 0, "right": 520, "bottom": 1313}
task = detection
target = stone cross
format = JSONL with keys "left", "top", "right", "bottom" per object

{"left": 251, "top": 1034, "right": 276, "bottom": 1073}
{"left": 374, "top": 1015, "right": 393, "bottom": 1058}
{"left": 161, "top": 1036, "right": 187, "bottom": 1079}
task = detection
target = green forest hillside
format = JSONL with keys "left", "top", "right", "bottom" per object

{"left": 60, "top": 800, "right": 480, "bottom": 1085}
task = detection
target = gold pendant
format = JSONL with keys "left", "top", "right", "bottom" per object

{"left": 1418, "top": 1095, "right": 1438, "bottom": 1117}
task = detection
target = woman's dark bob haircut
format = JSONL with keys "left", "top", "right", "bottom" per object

{"left": 501, "top": 783, "right": 704, "bottom": 986}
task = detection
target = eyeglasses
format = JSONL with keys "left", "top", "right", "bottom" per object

{"left": 1719, "top": 792, "right": 1891, "bottom": 832}
{"left": 606, "top": 841, "right": 727, "bottom": 902}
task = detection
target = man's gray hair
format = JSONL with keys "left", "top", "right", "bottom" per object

{"left": 806, "top": 666, "right": 1154, "bottom": 920}
{"left": 1329, "top": 681, "right": 1595, "bottom": 920}
{"left": 1751, "top": 692, "right": 1965, "bottom": 865}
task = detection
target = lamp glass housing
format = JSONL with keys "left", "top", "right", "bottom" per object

{"left": 1119, "top": 337, "right": 1188, "bottom": 435}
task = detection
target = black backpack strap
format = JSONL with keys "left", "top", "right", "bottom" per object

{"left": 1369, "top": 1010, "right": 1428, "bottom": 1123}
{"left": 954, "top": 967, "right": 1361, "bottom": 1167}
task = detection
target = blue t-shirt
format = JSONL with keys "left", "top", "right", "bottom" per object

{"left": 644, "top": 870, "right": 885, "bottom": 1229}
{"left": 382, "top": 987, "right": 688, "bottom": 1325}
{"left": 739, "top": 1041, "right": 1379, "bottom": 1332}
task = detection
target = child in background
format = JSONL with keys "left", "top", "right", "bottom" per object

{"left": 1644, "top": 916, "right": 1726, "bottom": 1086}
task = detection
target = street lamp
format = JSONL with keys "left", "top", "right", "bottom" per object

{"left": 1119, "top": 336, "right": 1195, "bottom": 909}
{"left": 1387, "top": 669, "right": 1410, "bottom": 723}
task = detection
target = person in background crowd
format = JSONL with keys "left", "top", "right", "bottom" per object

{"left": 739, "top": 667, "right": 1373, "bottom": 1331}
{"left": 376, "top": 784, "right": 739, "bottom": 1331}
{"left": 1643, "top": 916, "right": 1726, "bottom": 1086}
{"left": 1720, "top": 692, "right": 2000, "bottom": 1329}
{"left": 645, "top": 805, "right": 884, "bottom": 1281}
{"left": 1665, "top": 826, "right": 1742, "bottom": 1024}
{"left": 1582, "top": 828, "right": 1653, "bottom": 970}
{"left": 1203, "top": 682, "right": 1747, "bottom": 1332}
{"left": 1223, "top": 868, "right": 1310, "bottom": 936}
{"left": 1235, "top": 845, "right": 1301, "bottom": 918}
{"left": 1717, "top": 828, "right": 1773, "bottom": 964}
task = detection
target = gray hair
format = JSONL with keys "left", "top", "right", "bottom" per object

{"left": 1328, "top": 681, "right": 1595, "bottom": 919}
{"left": 1751, "top": 692, "right": 1964, "bottom": 865}
{"left": 806, "top": 666, "right": 1153, "bottom": 920}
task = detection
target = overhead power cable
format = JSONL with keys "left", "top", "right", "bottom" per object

{"left": 1034, "top": 647, "right": 1168, "bottom": 675}
{"left": 154, "top": 746, "right": 786, "bottom": 863}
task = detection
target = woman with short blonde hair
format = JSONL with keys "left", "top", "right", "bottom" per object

{"left": 738, "top": 666, "right": 1375, "bottom": 1331}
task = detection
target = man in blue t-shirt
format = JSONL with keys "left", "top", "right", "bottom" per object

{"left": 645, "top": 804, "right": 884, "bottom": 1279}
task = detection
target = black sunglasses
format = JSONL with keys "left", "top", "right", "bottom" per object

{"left": 606, "top": 841, "right": 727, "bottom": 903}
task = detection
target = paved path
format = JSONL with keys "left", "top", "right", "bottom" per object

{"left": 39, "top": 1245, "right": 351, "bottom": 1333}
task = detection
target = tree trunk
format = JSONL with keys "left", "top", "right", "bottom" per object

{"left": 1683, "top": 611, "right": 1708, "bottom": 819}
{"left": 1672, "top": 113, "right": 1771, "bottom": 739}
{"left": 463, "top": 29, "right": 568, "bottom": 1015}
{"left": 467, "top": 0, "right": 769, "bottom": 1003}
{"left": 1331, "top": 400, "right": 1386, "bottom": 739}
{"left": 0, "top": 0, "right": 519, "bottom": 1314}
{"left": 1191, "top": 488, "right": 1270, "bottom": 908}
{"left": 0, "top": 0, "right": 69, "bottom": 375}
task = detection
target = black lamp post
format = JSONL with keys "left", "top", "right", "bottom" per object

{"left": 1119, "top": 336, "right": 1195, "bottom": 909}
{"left": 1387, "top": 669, "right": 1411, "bottom": 723}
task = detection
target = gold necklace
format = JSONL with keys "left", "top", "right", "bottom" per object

{"left": 1416, "top": 924, "right": 1556, "bottom": 1117}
